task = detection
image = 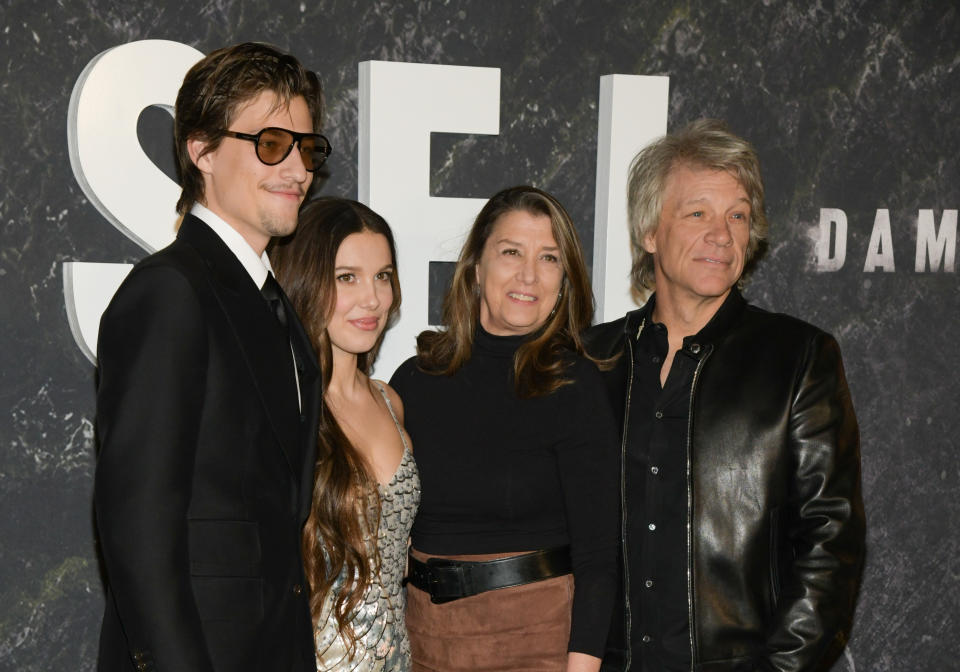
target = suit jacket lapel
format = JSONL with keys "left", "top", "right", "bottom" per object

{"left": 286, "top": 302, "right": 321, "bottom": 521}
{"left": 177, "top": 215, "right": 303, "bottom": 476}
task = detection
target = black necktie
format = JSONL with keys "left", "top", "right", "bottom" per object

{"left": 262, "top": 271, "right": 302, "bottom": 411}
{"left": 261, "top": 272, "right": 289, "bottom": 330}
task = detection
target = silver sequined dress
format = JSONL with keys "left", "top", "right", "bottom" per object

{"left": 314, "top": 384, "right": 420, "bottom": 672}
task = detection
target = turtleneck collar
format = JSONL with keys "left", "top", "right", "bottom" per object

{"left": 473, "top": 323, "right": 530, "bottom": 358}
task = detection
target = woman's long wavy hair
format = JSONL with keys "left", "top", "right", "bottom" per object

{"left": 416, "top": 185, "right": 599, "bottom": 398}
{"left": 270, "top": 197, "right": 401, "bottom": 648}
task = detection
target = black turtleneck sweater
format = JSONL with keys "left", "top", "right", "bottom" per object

{"left": 390, "top": 327, "right": 620, "bottom": 657}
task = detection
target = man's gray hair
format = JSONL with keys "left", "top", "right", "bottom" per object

{"left": 627, "top": 118, "right": 768, "bottom": 294}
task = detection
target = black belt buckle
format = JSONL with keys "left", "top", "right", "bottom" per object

{"left": 425, "top": 557, "right": 471, "bottom": 604}
{"left": 404, "top": 554, "right": 470, "bottom": 604}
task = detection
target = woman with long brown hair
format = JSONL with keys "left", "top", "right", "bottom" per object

{"left": 271, "top": 197, "right": 419, "bottom": 671}
{"left": 390, "top": 186, "right": 619, "bottom": 671}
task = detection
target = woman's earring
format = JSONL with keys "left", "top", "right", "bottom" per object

{"left": 549, "top": 288, "right": 563, "bottom": 318}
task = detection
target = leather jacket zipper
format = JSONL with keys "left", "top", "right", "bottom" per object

{"left": 621, "top": 334, "right": 635, "bottom": 671}
{"left": 685, "top": 347, "right": 711, "bottom": 669}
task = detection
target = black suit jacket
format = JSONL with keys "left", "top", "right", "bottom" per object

{"left": 94, "top": 214, "right": 321, "bottom": 672}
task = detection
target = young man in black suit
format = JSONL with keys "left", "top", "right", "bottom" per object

{"left": 94, "top": 43, "right": 330, "bottom": 672}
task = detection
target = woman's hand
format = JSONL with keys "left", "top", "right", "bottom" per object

{"left": 566, "top": 652, "right": 602, "bottom": 672}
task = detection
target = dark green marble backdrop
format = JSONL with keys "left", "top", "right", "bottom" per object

{"left": 1, "top": 0, "right": 957, "bottom": 669}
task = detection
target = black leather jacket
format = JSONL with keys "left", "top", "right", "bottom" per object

{"left": 585, "top": 289, "right": 865, "bottom": 672}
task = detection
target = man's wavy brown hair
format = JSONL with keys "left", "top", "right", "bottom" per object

{"left": 270, "top": 197, "right": 400, "bottom": 650}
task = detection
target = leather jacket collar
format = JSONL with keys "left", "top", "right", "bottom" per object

{"left": 622, "top": 288, "right": 747, "bottom": 347}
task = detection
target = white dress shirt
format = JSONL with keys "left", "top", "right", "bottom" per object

{"left": 190, "top": 203, "right": 302, "bottom": 410}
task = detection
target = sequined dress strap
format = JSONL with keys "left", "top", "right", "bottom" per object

{"left": 374, "top": 381, "right": 409, "bottom": 453}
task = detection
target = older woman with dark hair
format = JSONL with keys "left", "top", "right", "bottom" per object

{"left": 390, "top": 185, "right": 618, "bottom": 672}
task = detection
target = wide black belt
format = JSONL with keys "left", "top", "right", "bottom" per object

{"left": 406, "top": 546, "right": 572, "bottom": 604}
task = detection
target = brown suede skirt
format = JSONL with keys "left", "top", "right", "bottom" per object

{"left": 407, "top": 549, "right": 574, "bottom": 672}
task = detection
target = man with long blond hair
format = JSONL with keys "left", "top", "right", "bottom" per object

{"left": 587, "top": 119, "right": 865, "bottom": 672}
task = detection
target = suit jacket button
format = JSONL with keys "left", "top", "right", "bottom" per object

{"left": 293, "top": 583, "right": 303, "bottom": 595}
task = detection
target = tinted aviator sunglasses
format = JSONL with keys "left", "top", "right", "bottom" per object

{"left": 221, "top": 127, "right": 332, "bottom": 172}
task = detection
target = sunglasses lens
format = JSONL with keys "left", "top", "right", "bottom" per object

{"left": 257, "top": 129, "right": 293, "bottom": 165}
{"left": 299, "top": 136, "right": 330, "bottom": 172}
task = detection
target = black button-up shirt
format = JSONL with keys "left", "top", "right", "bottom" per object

{"left": 626, "top": 312, "right": 694, "bottom": 670}
{"left": 624, "top": 291, "right": 739, "bottom": 671}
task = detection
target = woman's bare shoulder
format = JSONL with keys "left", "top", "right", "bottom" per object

{"left": 371, "top": 379, "right": 405, "bottom": 424}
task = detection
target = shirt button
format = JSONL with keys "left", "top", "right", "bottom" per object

{"left": 648, "top": 523, "right": 656, "bottom": 531}
{"left": 293, "top": 584, "right": 303, "bottom": 595}
{"left": 652, "top": 355, "right": 660, "bottom": 363}
{"left": 642, "top": 634, "right": 652, "bottom": 643}
{"left": 645, "top": 579, "right": 654, "bottom": 588}
{"left": 654, "top": 411, "right": 663, "bottom": 419}
{"left": 650, "top": 466, "right": 659, "bottom": 475}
